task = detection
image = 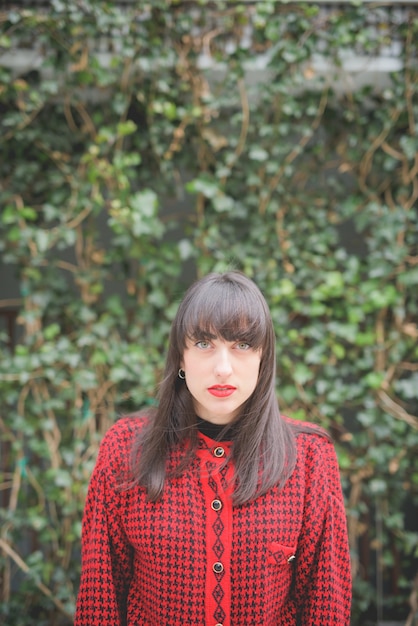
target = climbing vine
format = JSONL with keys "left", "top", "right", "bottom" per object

{"left": 0, "top": 2, "right": 417, "bottom": 624}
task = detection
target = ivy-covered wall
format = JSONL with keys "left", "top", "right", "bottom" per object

{"left": 0, "top": 2, "right": 417, "bottom": 624}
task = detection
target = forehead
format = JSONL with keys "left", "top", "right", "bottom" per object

{"left": 186, "top": 320, "right": 254, "bottom": 340}
{"left": 180, "top": 289, "right": 267, "bottom": 346}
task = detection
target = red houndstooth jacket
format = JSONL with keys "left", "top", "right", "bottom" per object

{"left": 75, "top": 416, "right": 352, "bottom": 625}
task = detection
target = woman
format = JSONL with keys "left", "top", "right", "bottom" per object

{"left": 75, "top": 271, "right": 352, "bottom": 625}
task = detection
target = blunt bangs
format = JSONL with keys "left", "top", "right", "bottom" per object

{"left": 176, "top": 274, "right": 272, "bottom": 352}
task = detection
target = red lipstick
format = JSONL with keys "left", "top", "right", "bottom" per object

{"left": 208, "top": 385, "right": 236, "bottom": 398}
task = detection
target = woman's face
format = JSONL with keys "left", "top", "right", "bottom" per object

{"left": 180, "top": 335, "right": 262, "bottom": 425}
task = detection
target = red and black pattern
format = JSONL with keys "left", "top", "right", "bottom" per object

{"left": 201, "top": 441, "right": 234, "bottom": 626}
{"left": 75, "top": 416, "right": 352, "bottom": 625}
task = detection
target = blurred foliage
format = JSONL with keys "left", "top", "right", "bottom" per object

{"left": 0, "top": 1, "right": 417, "bottom": 624}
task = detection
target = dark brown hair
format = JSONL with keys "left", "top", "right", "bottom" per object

{"left": 130, "top": 271, "right": 326, "bottom": 505}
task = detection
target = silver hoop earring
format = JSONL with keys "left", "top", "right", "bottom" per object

{"left": 178, "top": 368, "right": 186, "bottom": 380}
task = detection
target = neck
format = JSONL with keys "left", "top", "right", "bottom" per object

{"left": 196, "top": 416, "right": 236, "bottom": 441}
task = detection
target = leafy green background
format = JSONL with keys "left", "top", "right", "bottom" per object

{"left": 0, "top": 2, "right": 417, "bottom": 624}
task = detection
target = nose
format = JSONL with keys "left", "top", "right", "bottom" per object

{"left": 213, "top": 346, "right": 233, "bottom": 378}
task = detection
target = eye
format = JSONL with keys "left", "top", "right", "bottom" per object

{"left": 195, "top": 340, "right": 211, "bottom": 349}
{"left": 235, "top": 341, "right": 251, "bottom": 351}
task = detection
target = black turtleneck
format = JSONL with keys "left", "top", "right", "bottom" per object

{"left": 196, "top": 417, "right": 235, "bottom": 442}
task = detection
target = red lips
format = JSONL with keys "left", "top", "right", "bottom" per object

{"left": 208, "top": 386, "right": 236, "bottom": 398}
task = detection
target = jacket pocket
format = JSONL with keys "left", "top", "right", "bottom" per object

{"left": 267, "top": 541, "right": 296, "bottom": 566}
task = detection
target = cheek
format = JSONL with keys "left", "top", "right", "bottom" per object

{"left": 252, "top": 358, "right": 262, "bottom": 383}
{"left": 247, "top": 361, "right": 260, "bottom": 389}
{"left": 180, "top": 349, "right": 189, "bottom": 370}
{"left": 180, "top": 350, "right": 193, "bottom": 371}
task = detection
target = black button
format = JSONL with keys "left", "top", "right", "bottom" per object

{"left": 211, "top": 499, "right": 222, "bottom": 511}
{"left": 213, "top": 561, "right": 224, "bottom": 573}
{"left": 213, "top": 446, "right": 225, "bottom": 458}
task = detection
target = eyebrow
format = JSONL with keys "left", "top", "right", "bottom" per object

{"left": 188, "top": 328, "right": 259, "bottom": 343}
{"left": 187, "top": 330, "right": 217, "bottom": 341}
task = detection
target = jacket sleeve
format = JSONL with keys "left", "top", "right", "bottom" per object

{"left": 294, "top": 435, "right": 352, "bottom": 625}
{"left": 74, "top": 425, "right": 134, "bottom": 626}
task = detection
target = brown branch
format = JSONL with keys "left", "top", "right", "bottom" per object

{"left": 74, "top": 101, "right": 96, "bottom": 138}
{"left": 64, "top": 97, "right": 80, "bottom": 133}
{"left": 0, "top": 299, "right": 23, "bottom": 309}
{"left": 398, "top": 361, "right": 418, "bottom": 372}
{"left": 381, "top": 140, "right": 404, "bottom": 162}
{"left": 347, "top": 465, "right": 374, "bottom": 580}
{"left": 259, "top": 87, "right": 329, "bottom": 215}
{"left": 404, "top": 175, "right": 418, "bottom": 212}
{"left": 0, "top": 539, "right": 73, "bottom": 619}
{"left": 163, "top": 115, "right": 192, "bottom": 160}
{"left": 218, "top": 77, "right": 250, "bottom": 187}
{"left": 358, "top": 107, "right": 401, "bottom": 194}
{"left": 377, "top": 389, "right": 418, "bottom": 430}
{"left": 2, "top": 106, "right": 44, "bottom": 142}
{"left": 404, "top": 17, "right": 416, "bottom": 137}
{"left": 234, "top": 78, "right": 250, "bottom": 161}
{"left": 405, "top": 572, "right": 418, "bottom": 626}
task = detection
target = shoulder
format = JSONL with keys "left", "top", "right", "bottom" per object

{"left": 101, "top": 412, "right": 146, "bottom": 447}
{"left": 95, "top": 412, "right": 147, "bottom": 471}
{"left": 283, "top": 415, "right": 340, "bottom": 474}
{"left": 295, "top": 428, "right": 336, "bottom": 463}
{"left": 283, "top": 415, "right": 330, "bottom": 447}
